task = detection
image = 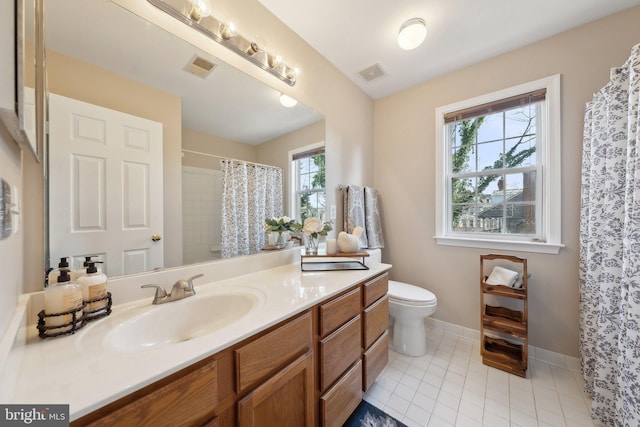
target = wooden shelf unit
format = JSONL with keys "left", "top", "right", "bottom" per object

{"left": 480, "top": 254, "right": 528, "bottom": 377}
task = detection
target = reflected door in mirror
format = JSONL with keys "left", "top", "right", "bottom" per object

{"left": 48, "top": 94, "right": 164, "bottom": 276}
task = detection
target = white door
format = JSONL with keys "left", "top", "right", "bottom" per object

{"left": 48, "top": 93, "right": 164, "bottom": 277}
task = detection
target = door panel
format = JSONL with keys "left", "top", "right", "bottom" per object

{"left": 49, "top": 93, "right": 163, "bottom": 277}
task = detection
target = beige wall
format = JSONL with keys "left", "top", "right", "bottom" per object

{"left": 182, "top": 128, "right": 258, "bottom": 170}
{"left": 374, "top": 7, "right": 640, "bottom": 357}
{"left": 0, "top": 0, "right": 25, "bottom": 335}
{"left": 33, "top": 49, "right": 184, "bottom": 286}
{"left": 257, "top": 120, "right": 325, "bottom": 214}
{"left": 0, "top": 129, "right": 23, "bottom": 337}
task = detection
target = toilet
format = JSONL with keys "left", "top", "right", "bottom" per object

{"left": 365, "top": 249, "right": 438, "bottom": 357}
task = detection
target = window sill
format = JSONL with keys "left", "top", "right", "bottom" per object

{"left": 433, "top": 235, "right": 564, "bottom": 254}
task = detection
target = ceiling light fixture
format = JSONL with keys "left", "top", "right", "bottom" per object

{"left": 279, "top": 94, "right": 298, "bottom": 108}
{"left": 397, "top": 18, "right": 427, "bottom": 50}
{"left": 148, "top": 0, "right": 298, "bottom": 86}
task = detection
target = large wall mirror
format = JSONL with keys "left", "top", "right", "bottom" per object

{"left": 44, "top": 0, "right": 324, "bottom": 278}
{"left": 0, "top": 0, "right": 44, "bottom": 161}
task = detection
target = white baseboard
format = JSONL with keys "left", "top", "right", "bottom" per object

{"left": 424, "top": 317, "right": 581, "bottom": 372}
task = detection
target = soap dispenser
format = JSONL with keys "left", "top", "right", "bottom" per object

{"left": 43, "top": 269, "right": 83, "bottom": 333}
{"left": 78, "top": 261, "right": 108, "bottom": 313}
{"left": 48, "top": 257, "right": 78, "bottom": 285}
{"left": 75, "top": 256, "right": 100, "bottom": 279}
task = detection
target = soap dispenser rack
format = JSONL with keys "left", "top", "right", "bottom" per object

{"left": 37, "top": 292, "right": 113, "bottom": 339}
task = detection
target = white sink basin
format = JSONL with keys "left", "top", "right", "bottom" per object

{"left": 80, "top": 287, "right": 265, "bottom": 352}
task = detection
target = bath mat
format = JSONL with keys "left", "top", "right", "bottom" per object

{"left": 342, "top": 399, "right": 408, "bottom": 427}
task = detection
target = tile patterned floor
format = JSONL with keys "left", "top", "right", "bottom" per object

{"left": 363, "top": 328, "right": 596, "bottom": 427}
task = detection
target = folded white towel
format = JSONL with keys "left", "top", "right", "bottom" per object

{"left": 486, "top": 266, "right": 519, "bottom": 287}
{"left": 512, "top": 272, "right": 532, "bottom": 289}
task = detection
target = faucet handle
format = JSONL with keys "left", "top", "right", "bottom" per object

{"left": 185, "top": 274, "right": 203, "bottom": 292}
{"left": 141, "top": 284, "right": 168, "bottom": 303}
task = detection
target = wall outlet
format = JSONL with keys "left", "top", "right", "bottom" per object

{"left": 330, "top": 204, "right": 336, "bottom": 220}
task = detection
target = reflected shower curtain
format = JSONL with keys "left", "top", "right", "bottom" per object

{"left": 579, "top": 44, "right": 640, "bottom": 427}
{"left": 220, "top": 160, "right": 283, "bottom": 258}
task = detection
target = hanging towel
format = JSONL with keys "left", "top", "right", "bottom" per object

{"left": 364, "top": 187, "right": 385, "bottom": 248}
{"left": 342, "top": 185, "right": 385, "bottom": 248}
{"left": 485, "top": 266, "right": 519, "bottom": 287}
{"left": 343, "top": 185, "right": 368, "bottom": 248}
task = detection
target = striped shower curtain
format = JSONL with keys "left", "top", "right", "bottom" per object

{"left": 579, "top": 43, "right": 640, "bottom": 427}
{"left": 220, "top": 160, "right": 283, "bottom": 258}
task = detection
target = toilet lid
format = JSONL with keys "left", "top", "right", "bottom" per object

{"left": 388, "top": 280, "right": 437, "bottom": 304}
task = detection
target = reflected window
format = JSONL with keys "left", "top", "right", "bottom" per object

{"left": 291, "top": 145, "right": 325, "bottom": 222}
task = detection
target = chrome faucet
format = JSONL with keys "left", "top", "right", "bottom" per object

{"left": 141, "top": 274, "right": 204, "bottom": 304}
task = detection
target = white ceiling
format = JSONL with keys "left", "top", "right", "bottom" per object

{"left": 258, "top": 0, "right": 640, "bottom": 99}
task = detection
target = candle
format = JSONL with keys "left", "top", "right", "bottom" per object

{"left": 326, "top": 238, "right": 337, "bottom": 255}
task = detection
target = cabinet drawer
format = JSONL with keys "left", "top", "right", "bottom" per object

{"left": 363, "top": 331, "right": 389, "bottom": 392}
{"left": 237, "top": 351, "right": 314, "bottom": 427}
{"left": 319, "top": 315, "right": 361, "bottom": 392}
{"left": 319, "top": 287, "right": 361, "bottom": 337}
{"left": 363, "top": 273, "right": 388, "bottom": 307}
{"left": 80, "top": 360, "right": 218, "bottom": 427}
{"left": 363, "top": 296, "right": 389, "bottom": 349}
{"left": 320, "top": 360, "right": 363, "bottom": 427}
{"left": 236, "top": 312, "right": 312, "bottom": 394}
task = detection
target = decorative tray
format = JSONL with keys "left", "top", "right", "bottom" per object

{"left": 300, "top": 252, "right": 369, "bottom": 272}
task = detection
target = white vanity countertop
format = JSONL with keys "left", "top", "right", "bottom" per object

{"left": 3, "top": 261, "right": 391, "bottom": 420}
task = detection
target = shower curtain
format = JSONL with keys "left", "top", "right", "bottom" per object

{"left": 220, "top": 160, "right": 283, "bottom": 258}
{"left": 579, "top": 43, "right": 640, "bottom": 427}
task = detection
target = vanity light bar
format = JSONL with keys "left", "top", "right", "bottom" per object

{"left": 147, "top": 0, "right": 297, "bottom": 86}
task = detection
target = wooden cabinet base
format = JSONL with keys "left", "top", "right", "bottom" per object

{"left": 363, "top": 331, "right": 389, "bottom": 392}
{"left": 320, "top": 361, "right": 363, "bottom": 427}
{"left": 72, "top": 360, "right": 218, "bottom": 427}
{"left": 237, "top": 351, "right": 315, "bottom": 427}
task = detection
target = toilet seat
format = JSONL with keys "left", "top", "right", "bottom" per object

{"left": 388, "top": 280, "right": 437, "bottom": 306}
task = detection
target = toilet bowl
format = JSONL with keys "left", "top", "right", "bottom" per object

{"left": 388, "top": 280, "right": 437, "bottom": 356}
{"left": 365, "top": 249, "right": 438, "bottom": 357}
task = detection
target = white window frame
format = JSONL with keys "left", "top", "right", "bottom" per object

{"left": 434, "top": 74, "right": 564, "bottom": 254}
{"left": 288, "top": 141, "right": 325, "bottom": 221}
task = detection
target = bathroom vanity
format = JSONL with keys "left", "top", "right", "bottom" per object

{"left": 1, "top": 257, "right": 390, "bottom": 427}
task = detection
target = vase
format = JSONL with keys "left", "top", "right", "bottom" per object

{"left": 275, "top": 231, "right": 287, "bottom": 249}
{"left": 305, "top": 235, "right": 318, "bottom": 255}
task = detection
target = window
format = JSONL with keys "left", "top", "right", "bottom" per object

{"left": 290, "top": 143, "right": 326, "bottom": 222}
{"left": 434, "top": 75, "right": 563, "bottom": 254}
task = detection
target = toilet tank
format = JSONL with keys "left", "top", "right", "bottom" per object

{"left": 364, "top": 248, "right": 382, "bottom": 266}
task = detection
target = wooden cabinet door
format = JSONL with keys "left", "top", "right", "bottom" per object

{"left": 237, "top": 351, "right": 314, "bottom": 427}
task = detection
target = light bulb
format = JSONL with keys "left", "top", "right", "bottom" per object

{"left": 220, "top": 22, "right": 236, "bottom": 40}
{"left": 280, "top": 94, "right": 298, "bottom": 108}
{"left": 189, "top": 0, "right": 212, "bottom": 21}
{"left": 397, "top": 18, "right": 427, "bottom": 50}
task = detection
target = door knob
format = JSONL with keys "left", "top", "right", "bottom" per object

{"left": 151, "top": 234, "right": 162, "bottom": 242}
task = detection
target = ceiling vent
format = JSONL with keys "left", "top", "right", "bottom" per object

{"left": 184, "top": 55, "right": 217, "bottom": 78}
{"left": 358, "top": 63, "right": 385, "bottom": 82}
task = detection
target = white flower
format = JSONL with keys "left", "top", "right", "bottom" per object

{"left": 302, "top": 217, "right": 323, "bottom": 235}
{"left": 281, "top": 216, "right": 291, "bottom": 223}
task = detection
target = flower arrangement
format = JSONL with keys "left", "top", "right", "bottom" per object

{"left": 295, "top": 217, "right": 332, "bottom": 238}
{"left": 293, "top": 217, "right": 332, "bottom": 254}
{"left": 265, "top": 216, "right": 297, "bottom": 233}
